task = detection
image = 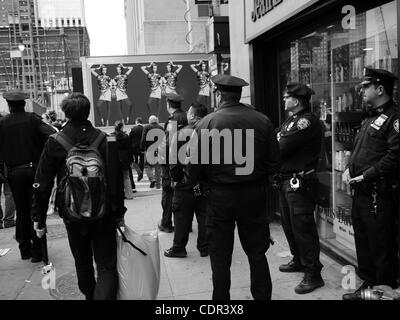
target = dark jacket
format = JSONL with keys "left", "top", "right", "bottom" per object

{"left": 0, "top": 110, "right": 56, "bottom": 168}
{"left": 32, "top": 120, "right": 126, "bottom": 228}
{"left": 141, "top": 122, "right": 164, "bottom": 153}
{"left": 277, "top": 108, "right": 323, "bottom": 174}
{"left": 349, "top": 100, "right": 399, "bottom": 181}
{"left": 111, "top": 130, "right": 133, "bottom": 170}
{"left": 129, "top": 124, "right": 144, "bottom": 155}
{"left": 188, "top": 101, "right": 280, "bottom": 185}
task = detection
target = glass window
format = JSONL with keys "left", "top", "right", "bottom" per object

{"left": 278, "top": 1, "right": 398, "bottom": 252}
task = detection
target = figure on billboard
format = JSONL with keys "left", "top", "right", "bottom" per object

{"left": 91, "top": 65, "right": 112, "bottom": 126}
{"left": 114, "top": 64, "right": 134, "bottom": 124}
{"left": 141, "top": 62, "right": 162, "bottom": 118}
{"left": 191, "top": 60, "right": 211, "bottom": 106}
{"left": 161, "top": 61, "right": 183, "bottom": 95}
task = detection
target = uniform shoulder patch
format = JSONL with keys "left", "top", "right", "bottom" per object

{"left": 394, "top": 119, "right": 399, "bottom": 133}
{"left": 297, "top": 118, "right": 311, "bottom": 130}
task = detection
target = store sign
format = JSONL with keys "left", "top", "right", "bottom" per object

{"left": 245, "top": 0, "right": 318, "bottom": 43}
{"left": 251, "top": 0, "right": 283, "bottom": 22}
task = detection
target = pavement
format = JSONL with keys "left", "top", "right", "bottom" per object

{"left": 0, "top": 176, "right": 358, "bottom": 301}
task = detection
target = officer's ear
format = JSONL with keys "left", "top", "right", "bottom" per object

{"left": 376, "top": 84, "right": 385, "bottom": 96}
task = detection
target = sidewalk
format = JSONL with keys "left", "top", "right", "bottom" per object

{"left": 0, "top": 178, "right": 355, "bottom": 300}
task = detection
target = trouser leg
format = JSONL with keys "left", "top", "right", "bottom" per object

{"left": 195, "top": 196, "right": 208, "bottom": 253}
{"left": 161, "top": 188, "right": 174, "bottom": 229}
{"left": 66, "top": 224, "right": 96, "bottom": 300}
{"left": 172, "top": 190, "right": 194, "bottom": 251}
{"left": 92, "top": 220, "right": 119, "bottom": 300}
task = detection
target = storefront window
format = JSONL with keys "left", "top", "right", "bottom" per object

{"left": 278, "top": 1, "right": 398, "bottom": 253}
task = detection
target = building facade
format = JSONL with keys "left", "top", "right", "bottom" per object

{"left": 124, "top": 0, "right": 211, "bottom": 55}
{"left": 0, "top": 0, "right": 89, "bottom": 113}
{"left": 228, "top": 0, "right": 399, "bottom": 264}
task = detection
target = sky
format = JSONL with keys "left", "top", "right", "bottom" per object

{"left": 84, "top": 0, "right": 127, "bottom": 56}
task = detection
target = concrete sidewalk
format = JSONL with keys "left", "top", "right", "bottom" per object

{"left": 0, "top": 179, "right": 355, "bottom": 300}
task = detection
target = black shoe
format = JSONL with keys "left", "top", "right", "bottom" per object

{"left": 138, "top": 173, "right": 144, "bottom": 182}
{"left": 0, "top": 223, "right": 3, "bottom": 230}
{"left": 21, "top": 254, "right": 32, "bottom": 261}
{"left": 150, "top": 181, "right": 156, "bottom": 189}
{"left": 279, "top": 260, "right": 305, "bottom": 273}
{"left": 132, "top": 189, "right": 137, "bottom": 193}
{"left": 31, "top": 257, "right": 43, "bottom": 263}
{"left": 295, "top": 273, "right": 325, "bottom": 294}
{"left": 342, "top": 282, "right": 372, "bottom": 300}
{"left": 158, "top": 224, "right": 174, "bottom": 233}
{"left": 4, "top": 221, "right": 16, "bottom": 228}
{"left": 200, "top": 251, "right": 209, "bottom": 258}
{"left": 164, "top": 248, "right": 187, "bottom": 258}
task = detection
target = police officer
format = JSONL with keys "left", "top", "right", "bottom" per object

{"left": 342, "top": 68, "right": 399, "bottom": 299}
{"left": 187, "top": 75, "right": 280, "bottom": 300}
{"left": 158, "top": 93, "right": 188, "bottom": 233}
{"left": 164, "top": 103, "right": 209, "bottom": 258}
{"left": 277, "top": 83, "right": 324, "bottom": 294}
{"left": 0, "top": 90, "right": 56, "bottom": 262}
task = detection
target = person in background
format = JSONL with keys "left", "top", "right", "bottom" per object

{"left": 111, "top": 121, "right": 134, "bottom": 200}
{"left": 158, "top": 93, "right": 188, "bottom": 233}
{"left": 141, "top": 116, "right": 163, "bottom": 189}
{"left": 164, "top": 102, "right": 209, "bottom": 258}
{"left": 129, "top": 117, "right": 145, "bottom": 183}
{"left": 0, "top": 90, "right": 56, "bottom": 262}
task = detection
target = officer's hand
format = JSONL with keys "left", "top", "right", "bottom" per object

{"left": 34, "top": 222, "right": 47, "bottom": 239}
{"left": 116, "top": 217, "right": 125, "bottom": 228}
{"left": 349, "top": 175, "right": 364, "bottom": 185}
{"left": 342, "top": 169, "right": 351, "bottom": 184}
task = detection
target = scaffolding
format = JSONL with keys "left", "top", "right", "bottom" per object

{"left": 0, "top": 0, "right": 90, "bottom": 110}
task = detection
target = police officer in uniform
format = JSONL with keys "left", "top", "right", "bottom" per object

{"left": 164, "top": 103, "right": 209, "bottom": 258}
{"left": 158, "top": 93, "right": 188, "bottom": 233}
{"left": 0, "top": 91, "right": 56, "bottom": 262}
{"left": 342, "top": 68, "right": 399, "bottom": 299}
{"left": 188, "top": 75, "right": 280, "bottom": 300}
{"left": 276, "top": 83, "right": 324, "bottom": 294}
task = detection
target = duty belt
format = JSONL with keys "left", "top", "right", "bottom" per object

{"left": 280, "top": 169, "right": 316, "bottom": 180}
{"left": 8, "top": 162, "right": 38, "bottom": 171}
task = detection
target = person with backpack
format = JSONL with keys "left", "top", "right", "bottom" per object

{"left": 32, "top": 93, "right": 126, "bottom": 300}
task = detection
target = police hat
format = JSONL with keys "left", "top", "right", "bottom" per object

{"left": 285, "top": 83, "right": 315, "bottom": 99}
{"left": 2, "top": 90, "right": 29, "bottom": 101}
{"left": 165, "top": 93, "right": 184, "bottom": 103}
{"left": 211, "top": 74, "right": 249, "bottom": 93}
{"left": 361, "top": 67, "right": 398, "bottom": 87}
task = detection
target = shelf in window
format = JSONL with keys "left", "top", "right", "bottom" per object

{"left": 335, "top": 112, "right": 366, "bottom": 122}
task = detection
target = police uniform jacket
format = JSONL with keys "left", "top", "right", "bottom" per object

{"left": 349, "top": 100, "right": 399, "bottom": 181}
{"left": 0, "top": 110, "right": 56, "bottom": 168}
{"left": 277, "top": 108, "right": 323, "bottom": 174}
{"left": 188, "top": 101, "right": 281, "bottom": 185}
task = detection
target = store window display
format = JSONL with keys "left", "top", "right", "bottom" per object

{"left": 278, "top": 1, "right": 398, "bottom": 254}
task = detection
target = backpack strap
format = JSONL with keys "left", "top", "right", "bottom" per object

{"left": 90, "top": 131, "right": 107, "bottom": 150}
{"left": 51, "top": 132, "right": 74, "bottom": 152}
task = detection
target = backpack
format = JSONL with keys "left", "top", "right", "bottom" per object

{"left": 53, "top": 131, "right": 108, "bottom": 222}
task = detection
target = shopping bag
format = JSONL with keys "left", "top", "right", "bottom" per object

{"left": 116, "top": 225, "right": 160, "bottom": 300}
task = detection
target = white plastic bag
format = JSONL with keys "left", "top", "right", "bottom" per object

{"left": 116, "top": 226, "right": 160, "bottom": 300}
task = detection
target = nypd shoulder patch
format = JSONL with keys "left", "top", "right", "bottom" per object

{"left": 297, "top": 118, "right": 311, "bottom": 130}
{"left": 394, "top": 119, "right": 399, "bottom": 133}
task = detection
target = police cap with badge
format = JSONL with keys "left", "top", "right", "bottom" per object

{"left": 361, "top": 67, "right": 398, "bottom": 90}
{"left": 284, "top": 82, "right": 315, "bottom": 100}
{"left": 2, "top": 90, "right": 29, "bottom": 101}
{"left": 211, "top": 74, "right": 249, "bottom": 93}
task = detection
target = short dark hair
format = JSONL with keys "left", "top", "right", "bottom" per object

{"left": 374, "top": 82, "right": 394, "bottom": 96}
{"left": 7, "top": 100, "right": 26, "bottom": 110}
{"left": 190, "top": 102, "right": 208, "bottom": 119}
{"left": 168, "top": 100, "right": 181, "bottom": 110}
{"left": 293, "top": 96, "right": 311, "bottom": 109}
{"left": 135, "top": 117, "right": 143, "bottom": 124}
{"left": 114, "top": 121, "right": 124, "bottom": 132}
{"left": 61, "top": 93, "right": 90, "bottom": 121}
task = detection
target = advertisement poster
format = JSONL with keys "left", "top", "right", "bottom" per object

{"left": 81, "top": 54, "right": 212, "bottom": 127}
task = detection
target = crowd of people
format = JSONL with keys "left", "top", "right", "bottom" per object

{"left": 0, "top": 68, "right": 398, "bottom": 301}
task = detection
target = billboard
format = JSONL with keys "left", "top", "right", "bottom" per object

{"left": 81, "top": 54, "right": 212, "bottom": 127}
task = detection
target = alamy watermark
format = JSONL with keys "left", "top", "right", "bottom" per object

{"left": 341, "top": 265, "right": 357, "bottom": 290}
{"left": 144, "top": 122, "right": 255, "bottom": 176}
